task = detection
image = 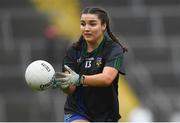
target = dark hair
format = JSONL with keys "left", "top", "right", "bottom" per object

{"left": 73, "top": 7, "right": 127, "bottom": 53}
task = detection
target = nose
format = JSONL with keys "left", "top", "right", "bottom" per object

{"left": 84, "top": 25, "right": 90, "bottom": 31}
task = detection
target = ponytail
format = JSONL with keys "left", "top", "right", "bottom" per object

{"left": 106, "top": 22, "right": 128, "bottom": 53}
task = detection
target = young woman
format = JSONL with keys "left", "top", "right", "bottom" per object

{"left": 52, "top": 7, "right": 127, "bottom": 122}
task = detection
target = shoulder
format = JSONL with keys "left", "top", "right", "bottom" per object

{"left": 67, "top": 38, "right": 84, "bottom": 53}
{"left": 65, "top": 44, "right": 78, "bottom": 59}
{"left": 65, "top": 40, "right": 83, "bottom": 59}
{"left": 104, "top": 36, "right": 124, "bottom": 55}
{"left": 66, "top": 40, "right": 82, "bottom": 53}
{"left": 66, "top": 45, "right": 76, "bottom": 53}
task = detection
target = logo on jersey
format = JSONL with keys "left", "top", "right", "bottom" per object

{"left": 96, "top": 57, "right": 102, "bottom": 67}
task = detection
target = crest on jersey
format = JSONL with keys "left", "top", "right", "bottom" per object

{"left": 96, "top": 57, "right": 102, "bottom": 67}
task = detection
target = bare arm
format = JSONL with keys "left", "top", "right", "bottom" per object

{"left": 81, "top": 66, "right": 118, "bottom": 87}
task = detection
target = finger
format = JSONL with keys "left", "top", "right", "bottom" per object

{"left": 58, "top": 77, "right": 70, "bottom": 82}
{"left": 60, "top": 81, "right": 69, "bottom": 86}
{"left": 60, "top": 84, "right": 69, "bottom": 89}
{"left": 64, "top": 65, "right": 73, "bottom": 73}
{"left": 54, "top": 72, "right": 68, "bottom": 78}
{"left": 56, "top": 80, "right": 70, "bottom": 89}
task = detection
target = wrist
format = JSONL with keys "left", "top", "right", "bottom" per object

{"left": 80, "top": 75, "right": 85, "bottom": 85}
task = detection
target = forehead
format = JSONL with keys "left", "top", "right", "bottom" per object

{"left": 80, "top": 14, "right": 100, "bottom": 21}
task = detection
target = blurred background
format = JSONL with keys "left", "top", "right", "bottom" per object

{"left": 0, "top": 0, "right": 180, "bottom": 122}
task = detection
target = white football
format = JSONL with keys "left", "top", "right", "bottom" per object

{"left": 25, "top": 60, "right": 55, "bottom": 91}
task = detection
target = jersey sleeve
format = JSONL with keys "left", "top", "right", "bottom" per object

{"left": 105, "top": 44, "right": 125, "bottom": 75}
{"left": 62, "top": 46, "right": 77, "bottom": 72}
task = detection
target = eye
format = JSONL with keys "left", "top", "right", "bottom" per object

{"left": 80, "top": 22, "right": 86, "bottom": 26}
{"left": 90, "top": 23, "right": 97, "bottom": 26}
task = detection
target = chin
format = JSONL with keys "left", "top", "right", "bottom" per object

{"left": 84, "top": 37, "right": 93, "bottom": 42}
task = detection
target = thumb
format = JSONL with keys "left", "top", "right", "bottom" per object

{"left": 64, "top": 65, "right": 73, "bottom": 73}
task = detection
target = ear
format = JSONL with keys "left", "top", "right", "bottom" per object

{"left": 102, "top": 23, "right": 106, "bottom": 32}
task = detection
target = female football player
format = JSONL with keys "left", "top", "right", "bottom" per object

{"left": 53, "top": 7, "right": 127, "bottom": 122}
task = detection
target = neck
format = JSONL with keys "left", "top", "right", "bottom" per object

{"left": 86, "top": 35, "right": 104, "bottom": 52}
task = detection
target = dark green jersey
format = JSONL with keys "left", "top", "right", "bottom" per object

{"left": 62, "top": 35, "right": 125, "bottom": 122}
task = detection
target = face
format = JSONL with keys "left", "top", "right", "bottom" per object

{"left": 80, "top": 14, "right": 106, "bottom": 43}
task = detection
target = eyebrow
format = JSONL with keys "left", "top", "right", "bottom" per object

{"left": 80, "top": 20, "right": 97, "bottom": 23}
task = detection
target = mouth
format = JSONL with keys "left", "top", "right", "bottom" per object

{"left": 83, "top": 33, "right": 92, "bottom": 37}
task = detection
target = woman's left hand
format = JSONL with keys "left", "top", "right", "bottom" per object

{"left": 53, "top": 65, "right": 81, "bottom": 87}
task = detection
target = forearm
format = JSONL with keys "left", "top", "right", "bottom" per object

{"left": 81, "top": 66, "right": 118, "bottom": 87}
{"left": 81, "top": 73, "right": 112, "bottom": 87}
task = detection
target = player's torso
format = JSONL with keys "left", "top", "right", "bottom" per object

{"left": 76, "top": 54, "right": 104, "bottom": 75}
{"left": 75, "top": 37, "right": 107, "bottom": 75}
